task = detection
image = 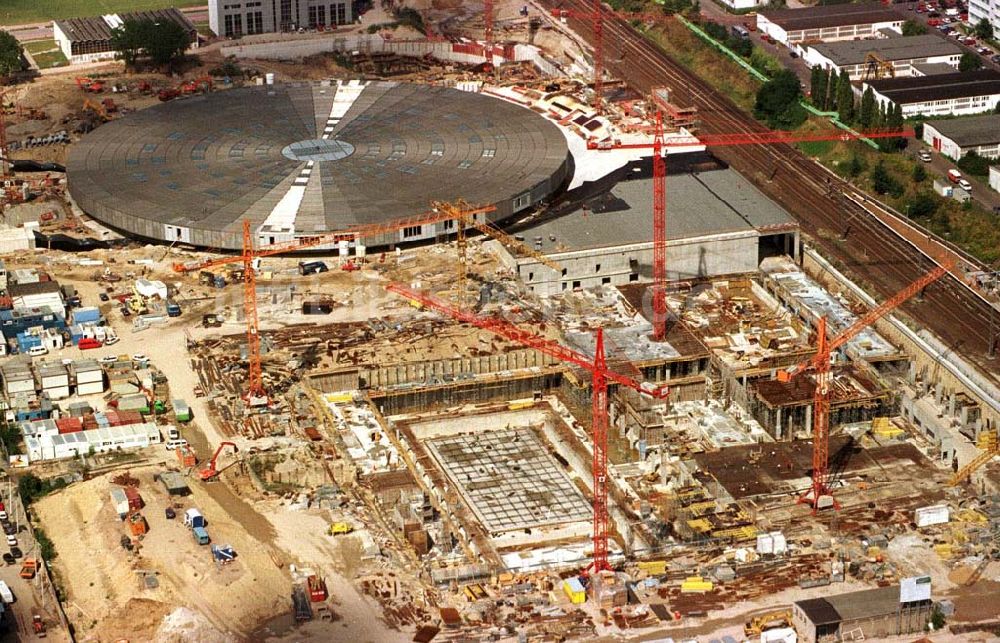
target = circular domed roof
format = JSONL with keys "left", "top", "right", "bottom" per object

{"left": 67, "top": 81, "right": 570, "bottom": 249}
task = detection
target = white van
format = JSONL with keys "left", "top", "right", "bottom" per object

{"left": 0, "top": 580, "right": 12, "bottom": 604}
{"left": 165, "top": 438, "right": 188, "bottom": 451}
{"left": 27, "top": 346, "right": 48, "bottom": 357}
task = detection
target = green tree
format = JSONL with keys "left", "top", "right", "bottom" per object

{"left": 846, "top": 154, "right": 866, "bottom": 177}
{"left": 836, "top": 70, "right": 854, "bottom": 123}
{"left": 825, "top": 68, "right": 837, "bottom": 111}
{"left": 753, "top": 69, "right": 806, "bottom": 128}
{"left": 111, "top": 19, "right": 190, "bottom": 68}
{"left": 959, "top": 51, "right": 983, "bottom": 72}
{"left": 911, "top": 164, "right": 927, "bottom": 183}
{"left": 859, "top": 87, "right": 876, "bottom": 129}
{"left": 958, "top": 151, "right": 991, "bottom": 176}
{"left": 881, "top": 102, "right": 905, "bottom": 151}
{"left": 974, "top": 18, "right": 993, "bottom": 40}
{"left": 870, "top": 162, "right": 904, "bottom": 196}
{"left": 811, "top": 66, "right": 828, "bottom": 109}
{"left": 907, "top": 192, "right": 938, "bottom": 219}
{"left": 902, "top": 20, "right": 927, "bottom": 36}
{"left": 0, "top": 30, "right": 23, "bottom": 77}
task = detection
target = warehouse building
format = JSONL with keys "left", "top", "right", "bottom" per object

{"left": 208, "top": 0, "right": 353, "bottom": 38}
{"left": 492, "top": 162, "right": 799, "bottom": 296}
{"left": 923, "top": 114, "right": 1000, "bottom": 160}
{"left": 757, "top": 3, "right": 903, "bottom": 47}
{"left": 865, "top": 70, "right": 1000, "bottom": 117}
{"left": 792, "top": 580, "right": 934, "bottom": 643}
{"left": 804, "top": 35, "right": 961, "bottom": 80}
{"left": 53, "top": 8, "right": 198, "bottom": 65}
{"left": 991, "top": 165, "right": 1000, "bottom": 193}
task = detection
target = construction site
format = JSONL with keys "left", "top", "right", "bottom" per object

{"left": 0, "top": 1, "right": 998, "bottom": 642}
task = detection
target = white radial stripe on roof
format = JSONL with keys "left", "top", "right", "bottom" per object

{"left": 259, "top": 82, "right": 368, "bottom": 234}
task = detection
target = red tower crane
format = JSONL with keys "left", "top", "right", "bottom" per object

{"left": 483, "top": 0, "right": 495, "bottom": 74}
{"left": 594, "top": 99, "right": 912, "bottom": 341}
{"left": 177, "top": 205, "right": 495, "bottom": 402}
{"left": 387, "top": 282, "right": 669, "bottom": 572}
{"left": 776, "top": 261, "right": 950, "bottom": 511}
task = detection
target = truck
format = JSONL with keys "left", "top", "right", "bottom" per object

{"left": 166, "top": 301, "right": 181, "bottom": 317}
{"left": 192, "top": 526, "right": 210, "bottom": 545}
{"left": 183, "top": 508, "right": 205, "bottom": 529}
{"left": 0, "top": 580, "right": 13, "bottom": 603}
{"left": 298, "top": 261, "right": 328, "bottom": 276}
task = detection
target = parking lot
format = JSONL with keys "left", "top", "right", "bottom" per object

{"left": 0, "top": 479, "right": 68, "bottom": 642}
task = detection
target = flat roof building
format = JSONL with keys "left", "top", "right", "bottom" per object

{"left": 53, "top": 8, "right": 198, "bottom": 65}
{"left": 923, "top": 114, "right": 1000, "bottom": 160}
{"left": 491, "top": 161, "right": 799, "bottom": 296}
{"left": 804, "top": 35, "right": 962, "bottom": 80}
{"left": 758, "top": 4, "right": 904, "bottom": 46}
{"left": 792, "top": 583, "right": 933, "bottom": 643}
{"left": 865, "top": 70, "right": 1000, "bottom": 117}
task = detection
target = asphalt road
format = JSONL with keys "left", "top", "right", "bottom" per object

{"left": 0, "top": 479, "right": 62, "bottom": 642}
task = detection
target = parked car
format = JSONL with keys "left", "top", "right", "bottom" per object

{"left": 99, "top": 292, "right": 110, "bottom": 302}
{"left": 9, "top": 547, "right": 22, "bottom": 559}
{"left": 1, "top": 553, "right": 13, "bottom": 565}
{"left": 958, "top": 178, "right": 972, "bottom": 191}
{"left": 104, "top": 335, "right": 120, "bottom": 346}
{"left": 2, "top": 525, "right": 14, "bottom": 536}
{"left": 78, "top": 338, "right": 103, "bottom": 350}
{"left": 165, "top": 507, "right": 176, "bottom": 520}
{"left": 26, "top": 346, "right": 48, "bottom": 357}
{"left": 6, "top": 535, "right": 16, "bottom": 547}
{"left": 948, "top": 169, "right": 963, "bottom": 183}
{"left": 918, "top": 150, "right": 932, "bottom": 162}
{"left": 132, "top": 353, "right": 149, "bottom": 364}
{"left": 993, "top": 54, "right": 1000, "bottom": 64}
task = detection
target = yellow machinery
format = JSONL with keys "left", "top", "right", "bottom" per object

{"left": 328, "top": 522, "right": 354, "bottom": 535}
{"left": 862, "top": 52, "right": 895, "bottom": 81}
{"left": 744, "top": 609, "right": 792, "bottom": 637}
{"left": 949, "top": 431, "right": 999, "bottom": 486}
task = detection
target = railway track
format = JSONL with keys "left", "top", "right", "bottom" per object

{"left": 544, "top": 0, "right": 999, "bottom": 385}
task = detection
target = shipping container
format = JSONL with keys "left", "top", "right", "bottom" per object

{"left": 110, "top": 488, "right": 129, "bottom": 519}
{"left": 173, "top": 399, "right": 191, "bottom": 422}
{"left": 563, "top": 577, "right": 586, "bottom": 604}
{"left": 72, "top": 307, "right": 101, "bottom": 324}
{"left": 124, "top": 487, "right": 143, "bottom": 511}
{"left": 298, "top": 261, "right": 328, "bottom": 276}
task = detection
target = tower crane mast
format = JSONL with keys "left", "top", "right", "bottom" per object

{"left": 387, "top": 282, "right": 668, "bottom": 572}
{"left": 777, "top": 262, "right": 950, "bottom": 511}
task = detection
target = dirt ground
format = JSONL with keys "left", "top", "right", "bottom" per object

{"left": 33, "top": 465, "right": 289, "bottom": 640}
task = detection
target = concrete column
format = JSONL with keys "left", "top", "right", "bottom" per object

{"left": 805, "top": 404, "right": 813, "bottom": 437}
{"left": 775, "top": 408, "right": 783, "bottom": 441}
{"left": 948, "top": 393, "right": 957, "bottom": 418}
{"left": 934, "top": 383, "right": 943, "bottom": 406}
{"left": 908, "top": 362, "right": 917, "bottom": 386}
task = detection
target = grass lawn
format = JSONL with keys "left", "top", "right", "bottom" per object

{"left": 32, "top": 49, "right": 70, "bottom": 68}
{"left": 22, "top": 39, "right": 57, "bottom": 54}
{"left": 641, "top": 17, "right": 760, "bottom": 112}
{"left": 0, "top": 0, "right": 203, "bottom": 27}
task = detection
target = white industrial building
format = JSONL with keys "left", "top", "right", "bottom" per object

{"left": 22, "top": 422, "right": 162, "bottom": 463}
{"left": 7, "top": 281, "right": 65, "bottom": 317}
{"left": 757, "top": 3, "right": 903, "bottom": 47}
{"left": 922, "top": 115, "right": 1000, "bottom": 160}
{"left": 865, "top": 70, "right": 1000, "bottom": 117}
{"left": 990, "top": 166, "right": 1000, "bottom": 193}
{"left": 804, "top": 35, "right": 961, "bottom": 80}
{"left": 492, "top": 164, "right": 799, "bottom": 296}
{"left": 718, "top": 0, "right": 768, "bottom": 11}
{"left": 209, "top": 0, "right": 353, "bottom": 38}
{"left": 53, "top": 8, "right": 198, "bottom": 65}
{"left": 969, "top": 0, "right": 999, "bottom": 47}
